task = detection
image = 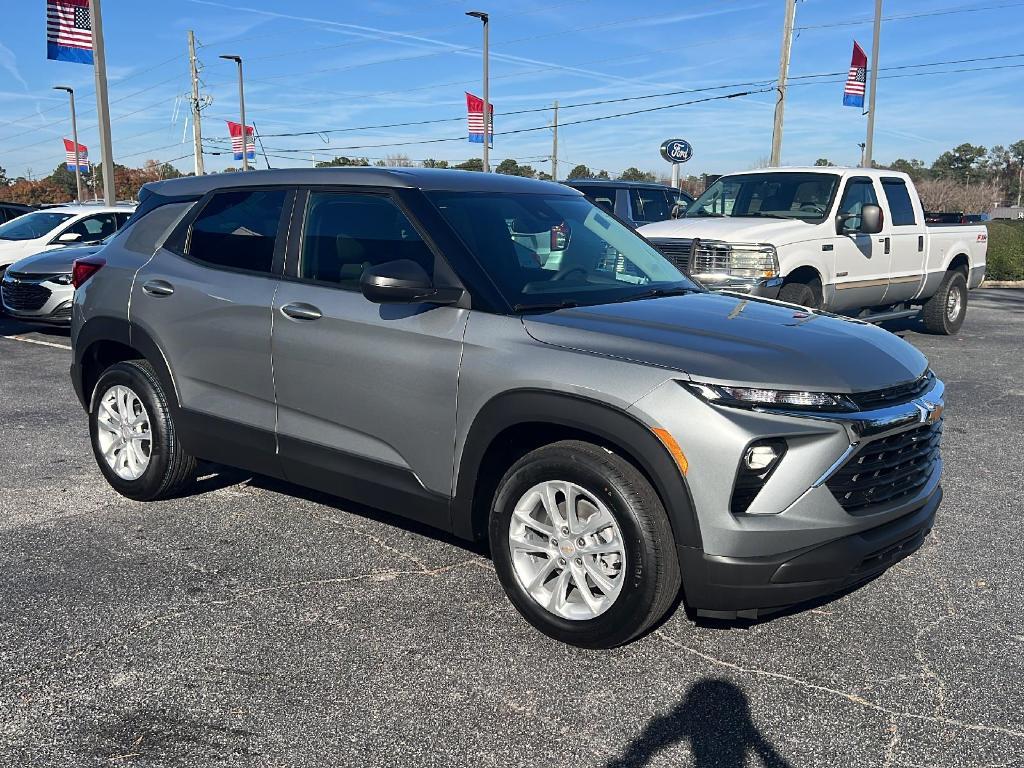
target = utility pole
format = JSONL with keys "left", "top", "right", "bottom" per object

{"left": 466, "top": 11, "right": 490, "bottom": 172}
{"left": 551, "top": 101, "right": 558, "bottom": 180}
{"left": 220, "top": 54, "right": 248, "bottom": 171}
{"left": 188, "top": 31, "right": 205, "bottom": 176}
{"left": 769, "top": 0, "right": 797, "bottom": 167}
{"left": 90, "top": 0, "right": 116, "bottom": 204}
{"left": 53, "top": 86, "right": 83, "bottom": 204}
{"left": 864, "top": 0, "right": 883, "bottom": 167}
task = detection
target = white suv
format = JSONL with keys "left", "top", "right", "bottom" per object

{"left": 0, "top": 203, "right": 135, "bottom": 270}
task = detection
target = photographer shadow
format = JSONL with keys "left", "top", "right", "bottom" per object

{"left": 605, "top": 678, "right": 792, "bottom": 768}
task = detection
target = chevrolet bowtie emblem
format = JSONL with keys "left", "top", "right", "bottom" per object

{"left": 916, "top": 401, "right": 943, "bottom": 425}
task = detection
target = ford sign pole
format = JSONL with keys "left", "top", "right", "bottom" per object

{"left": 661, "top": 139, "right": 693, "bottom": 191}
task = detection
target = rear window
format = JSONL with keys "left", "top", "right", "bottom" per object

{"left": 572, "top": 186, "right": 617, "bottom": 215}
{"left": 123, "top": 201, "right": 195, "bottom": 255}
{"left": 881, "top": 178, "right": 917, "bottom": 226}
{"left": 186, "top": 189, "right": 287, "bottom": 274}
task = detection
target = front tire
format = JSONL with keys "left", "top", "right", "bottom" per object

{"left": 89, "top": 360, "right": 196, "bottom": 500}
{"left": 922, "top": 269, "right": 967, "bottom": 335}
{"left": 779, "top": 279, "right": 821, "bottom": 309}
{"left": 489, "top": 440, "right": 680, "bottom": 648}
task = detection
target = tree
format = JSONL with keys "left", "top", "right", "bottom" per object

{"left": 814, "top": 158, "right": 834, "bottom": 167}
{"left": 0, "top": 165, "right": 8, "bottom": 186}
{"left": 619, "top": 167, "right": 656, "bottom": 182}
{"left": 596, "top": 169, "right": 610, "bottom": 180}
{"left": 567, "top": 164, "right": 592, "bottom": 179}
{"left": 383, "top": 153, "right": 414, "bottom": 167}
{"left": 314, "top": 156, "right": 370, "bottom": 168}
{"left": 454, "top": 158, "right": 483, "bottom": 172}
{"left": 421, "top": 158, "right": 449, "bottom": 169}
{"left": 47, "top": 163, "right": 79, "bottom": 201}
{"left": 536, "top": 171, "right": 552, "bottom": 181}
{"left": 495, "top": 159, "right": 537, "bottom": 178}
{"left": 888, "top": 158, "right": 928, "bottom": 181}
{"left": 931, "top": 143, "right": 987, "bottom": 183}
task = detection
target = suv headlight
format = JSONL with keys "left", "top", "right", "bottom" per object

{"left": 690, "top": 239, "right": 779, "bottom": 279}
{"left": 684, "top": 381, "right": 857, "bottom": 412}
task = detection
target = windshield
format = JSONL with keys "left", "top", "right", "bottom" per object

{"left": 428, "top": 191, "right": 699, "bottom": 311}
{"left": 0, "top": 211, "right": 74, "bottom": 241}
{"left": 687, "top": 172, "right": 839, "bottom": 222}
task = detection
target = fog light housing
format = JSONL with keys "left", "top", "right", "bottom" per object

{"left": 731, "top": 438, "right": 787, "bottom": 515}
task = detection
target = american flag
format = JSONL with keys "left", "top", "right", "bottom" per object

{"left": 46, "top": 0, "right": 94, "bottom": 65}
{"left": 226, "top": 120, "right": 255, "bottom": 161}
{"left": 843, "top": 41, "right": 867, "bottom": 108}
{"left": 63, "top": 138, "right": 89, "bottom": 171}
{"left": 466, "top": 92, "right": 493, "bottom": 145}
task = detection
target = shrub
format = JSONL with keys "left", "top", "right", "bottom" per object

{"left": 984, "top": 220, "right": 1024, "bottom": 281}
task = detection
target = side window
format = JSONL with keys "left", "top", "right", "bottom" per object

{"left": 63, "top": 213, "right": 118, "bottom": 242}
{"left": 123, "top": 201, "right": 196, "bottom": 255}
{"left": 837, "top": 178, "right": 878, "bottom": 230}
{"left": 577, "top": 187, "right": 617, "bottom": 215}
{"left": 629, "top": 188, "right": 672, "bottom": 223}
{"left": 187, "top": 189, "right": 287, "bottom": 273}
{"left": 881, "top": 178, "right": 917, "bottom": 226}
{"left": 300, "top": 192, "right": 434, "bottom": 290}
{"left": 114, "top": 212, "right": 134, "bottom": 229}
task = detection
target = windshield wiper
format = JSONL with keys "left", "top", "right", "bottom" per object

{"left": 737, "top": 212, "right": 789, "bottom": 220}
{"left": 688, "top": 211, "right": 723, "bottom": 218}
{"left": 609, "top": 286, "right": 696, "bottom": 304}
{"left": 513, "top": 299, "right": 581, "bottom": 313}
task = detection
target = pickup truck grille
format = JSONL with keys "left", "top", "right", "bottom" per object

{"left": 649, "top": 238, "right": 692, "bottom": 271}
{"left": 1, "top": 279, "right": 51, "bottom": 311}
{"left": 849, "top": 371, "right": 934, "bottom": 410}
{"left": 827, "top": 420, "right": 942, "bottom": 513}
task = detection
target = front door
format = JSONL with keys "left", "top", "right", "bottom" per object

{"left": 830, "top": 176, "right": 887, "bottom": 311}
{"left": 271, "top": 189, "right": 467, "bottom": 529}
{"left": 130, "top": 187, "right": 292, "bottom": 474}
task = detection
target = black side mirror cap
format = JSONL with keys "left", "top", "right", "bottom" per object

{"left": 359, "top": 259, "right": 462, "bottom": 305}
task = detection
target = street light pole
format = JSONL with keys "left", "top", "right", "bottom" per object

{"left": 769, "top": 0, "right": 797, "bottom": 167}
{"left": 53, "top": 86, "right": 83, "bottom": 204}
{"left": 466, "top": 11, "right": 490, "bottom": 172}
{"left": 220, "top": 54, "right": 248, "bottom": 171}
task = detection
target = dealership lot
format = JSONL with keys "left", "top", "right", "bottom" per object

{"left": 0, "top": 292, "right": 1022, "bottom": 767}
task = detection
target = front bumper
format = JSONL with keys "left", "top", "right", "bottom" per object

{"left": 0, "top": 273, "right": 74, "bottom": 325}
{"left": 680, "top": 486, "right": 939, "bottom": 619}
{"left": 695, "top": 275, "right": 783, "bottom": 298}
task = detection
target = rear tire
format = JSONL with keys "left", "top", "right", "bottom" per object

{"left": 779, "top": 279, "right": 821, "bottom": 309}
{"left": 89, "top": 360, "right": 196, "bottom": 500}
{"left": 922, "top": 269, "right": 967, "bottom": 335}
{"left": 489, "top": 440, "right": 681, "bottom": 648}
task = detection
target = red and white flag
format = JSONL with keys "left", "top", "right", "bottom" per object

{"left": 63, "top": 137, "right": 89, "bottom": 171}
{"left": 226, "top": 120, "right": 255, "bottom": 160}
{"left": 843, "top": 41, "right": 868, "bottom": 108}
{"left": 466, "top": 92, "right": 493, "bottom": 145}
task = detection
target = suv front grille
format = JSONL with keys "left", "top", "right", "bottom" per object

{"left": 649, "top": 238, "right": 692, "bottom": 271}
{"left": 827, "top": 421, "right": 942, "bottom": 513}
{"left": 849, "top": 372, "right": 934, "bottom": 410}
{"left": 2, "top": 279, "right": 51, "bottom": 311}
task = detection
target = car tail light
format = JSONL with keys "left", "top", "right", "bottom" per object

{"left": 71, "top": 257, "right": 106, "bottom": 289}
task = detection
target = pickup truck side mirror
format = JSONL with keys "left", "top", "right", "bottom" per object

{"left": 835, "top": 203, "right": 884, "bottom": 235}
{"left": 360, "top": 259, "right": 462, "bottom": 305}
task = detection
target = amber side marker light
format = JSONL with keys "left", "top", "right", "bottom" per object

{"left": 652, "top": 428, "right": 688, "bottom": 475}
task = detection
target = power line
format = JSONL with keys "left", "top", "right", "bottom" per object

{"left": 795, "top": 1, "right": 1024, "bottom": 30}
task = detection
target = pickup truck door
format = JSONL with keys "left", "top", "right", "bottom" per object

{"left": 270, "top": 188, "right": 467, "bottom": 530}
{"left": 830, "top": 175, "right": 887, "bottom": 311}
{"left": 878, "top": 176, "right": 926, "bottom": 304}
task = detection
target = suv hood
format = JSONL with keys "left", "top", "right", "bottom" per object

{"left": 639, "top": 216, "right": 817, "bottom": 244}
{"left": 8, "top": 243, "right": 102, "bottom": 274}
{"left": 522, "top": 292, "right": 927, "bottom": 393}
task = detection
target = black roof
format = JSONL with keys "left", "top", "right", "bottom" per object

{"left": 142, "top": 167, "right": 583, "bottom": 199}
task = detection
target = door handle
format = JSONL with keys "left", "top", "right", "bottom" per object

{"left": 280, "top": 302, "right": 322, "bottom": 321}
{"left": 142, "top": 279, "right": 174, "bottom": 297}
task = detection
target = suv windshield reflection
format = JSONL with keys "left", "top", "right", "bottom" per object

{"left": 428, "top": 191, "right": 699, "bottom": 311}
{"left": 687, "top": 172, "right": 839, "bottom": 222}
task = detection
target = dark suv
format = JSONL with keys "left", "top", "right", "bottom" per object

{"left": 71, "top": 168, "right": 943, "bottom": 648}
{"left": 563, "top": 179, "right": 693, "bottom": 227}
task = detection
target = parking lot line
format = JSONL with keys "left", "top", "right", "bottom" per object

{"left": 3, "top": 334, "right": 72, "bottom": 351}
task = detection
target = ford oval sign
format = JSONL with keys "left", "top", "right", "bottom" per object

{"left": 660, "top": 139, "right": 693, "bottom": 164}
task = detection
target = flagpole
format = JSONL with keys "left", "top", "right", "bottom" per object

{"left": 864, "top": 0, "right": 883, "bottom": 167}
{"left": 466, "top": 11, "right": 490, "bottom": 172}
{"left": 220, "top": 55, "right": 248, "bottom": 171}
{"left": 90, "top": 0, "right": 116, "bottom": 205}
{"left": 54, "top": 86, "right": 83, "bottom": 204}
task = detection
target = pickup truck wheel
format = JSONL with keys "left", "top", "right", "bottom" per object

{"left": 922, "top": 269, "right": 967, "bottom": 335}
{"left": 89, "top": 360, "right": 197, "bottom": 501}
{"left": 489, "top": 440, "right": 680, "bottom": 648}
{"left": 778, "top": 280, "right": 820, "bottom": 309}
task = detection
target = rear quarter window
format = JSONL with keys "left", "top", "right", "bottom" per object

{"left": 122, "top": 201, "right": 196, "bottom": 255}
{"left": 881, "top": 178, "right": 917, "bottom": 226}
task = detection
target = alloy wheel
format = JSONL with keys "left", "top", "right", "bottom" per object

{"left": 95, "top": 384, "right": 152, "bottom": 481}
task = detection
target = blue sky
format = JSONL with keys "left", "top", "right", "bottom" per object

{"left": 1, "top": 0, "right": 1023, "bottom": 178}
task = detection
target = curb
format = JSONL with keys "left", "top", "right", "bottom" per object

{"left": 979, "top": 280, "right": 1024, "bottom": 288}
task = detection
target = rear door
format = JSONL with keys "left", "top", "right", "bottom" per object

{"left": 130, "top": 186, "right": 293, "bottom": 474}
{"left": 271, "top": 188, "right": 467, "bottom": 528}
{"left": 830, "top": 176, "right": 887, "bottom": 311}
{"left": 878, "top": 177, "right": 926, "bottom": 304}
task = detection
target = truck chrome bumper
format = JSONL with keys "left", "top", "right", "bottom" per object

{"left": 695, "top": 275, "right": 783, "bottom": 298}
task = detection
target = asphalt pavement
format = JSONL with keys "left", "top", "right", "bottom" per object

{"left": 1, "top": 291, "right": 1022, "bottom": 767}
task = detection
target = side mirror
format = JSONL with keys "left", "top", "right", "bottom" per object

{"left": 859, "top": 203, "right": 883, "bottom": 234}
{"left": 57, "top": 232, "right": 82, "bottom": 244}
{"left": 359, "top": 259, "right": 461, "bottom": 305}
{"left": 671, "top": 204, "right": 686, "bottom": 219}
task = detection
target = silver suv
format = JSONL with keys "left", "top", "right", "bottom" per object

{"left": 71, "top": 169, "right": 944, "bottom": 648}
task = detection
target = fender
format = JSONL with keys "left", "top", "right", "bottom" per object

{"left": 452, "top": 389, "right": 703, "bottom": 554}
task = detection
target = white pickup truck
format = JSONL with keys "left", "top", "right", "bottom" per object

{"left": 640, "top": 167, "right": 988, "bottom": 334}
